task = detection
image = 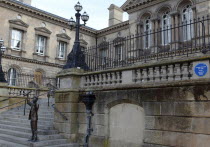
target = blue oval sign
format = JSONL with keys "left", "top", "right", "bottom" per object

{"left": 194, "top": 63, "right": 208, "bottom": 77}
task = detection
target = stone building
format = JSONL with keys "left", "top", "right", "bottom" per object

{"left": 0, "top": 0, "right": 96, "bottom": 86}
{"left": 1, "top": 0, "right": 210, "bottom": 147}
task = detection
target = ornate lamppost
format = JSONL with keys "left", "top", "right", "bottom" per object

{"left": 80, "top": 92, "right": 96, "bottom": 147}
{"left": 0, "top": 39, "right": 6, "bottom": 82}
{"left": 63, "top": 2, "right": 89, "bottom": 69}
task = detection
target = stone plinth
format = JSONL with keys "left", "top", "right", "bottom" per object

{"left": 0, "top": 82, "right": 8, "bottom": 113}
{"left": 55, "top": 68, "right": 85, "bottom": 143}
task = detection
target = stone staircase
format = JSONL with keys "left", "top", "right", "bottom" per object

{"left": 0, "top": 98, "right": 79, "bottom": 147}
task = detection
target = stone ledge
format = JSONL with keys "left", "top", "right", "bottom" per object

{"left": 81, "top": 78, "right": 210, "bottom": 91}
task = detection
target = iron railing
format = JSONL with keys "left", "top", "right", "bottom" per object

{"left": 83, "top": 15, "right": 210, "bottom": 71}
{"left": 4, "top": 72, "right": 56, "bottom": 88}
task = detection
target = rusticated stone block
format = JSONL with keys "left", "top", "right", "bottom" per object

{"left": 54, "top": 112, "right": 78, "bottom": 123}
{"left": 174, "top": 102, "right": 204, "bottom": 116}
{"left": 92, "top": 125, "right": 105, "bottom": 136}
{"left": 54, "top": 122, "right": 78, "bottom": 134}
{"left": 161, "top": 102, "right": 174, "bottom": 115}
{"left": 55, "top": 103, "right": 78, "bottom": 113}
{"left": 192, "top": 118, "right": 210, "bottom": 134}
{"left": 55, "top": 92, "right": 80, "bottom": 103}
{"left": 163, "top": 131, "right": 193, "bottom": 147}
{"left": 144, "top": 130, "right": 163, "bottom": 145}
{"left": 163, "top": 117, "right": 192, "bottom": 132}
{"left": 92, "top": 114, "right": 105, "bottom": 126}
{"left": 191, "top": 134, "right": 210, "bottom": 147}
{"left": 143, "top": 102, "right": 161, "bottom": 116}
{"left": 77, "top": 113, "right": 86, "bottom": 124}
{"left": 78, "top": 103, "right": 86, "bottom": 113}
{"left": 145, "top": 116, "right": 156, "bottom": 130}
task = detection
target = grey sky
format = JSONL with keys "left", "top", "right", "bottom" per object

{"left": 31, "top": 0, "right": 128, "bottom": 30}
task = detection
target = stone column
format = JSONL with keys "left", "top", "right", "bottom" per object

{"left": 170, "top": 11, "right": 180, "bottom": 50}
{"left": 0, "top": 82, "right": 8, "bottom": 113}
{"left": 55, "top": 68, "right": 85, "bottom": 143}
{"left": 151, "top": 16, "right": 160, "bottom": 54}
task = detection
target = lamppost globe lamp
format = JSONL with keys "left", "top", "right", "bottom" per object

{"left": 68, "top": 17, "right": 76, "bottom": 30}
{"left": 74, "top": 2, "right": 83, "bottom": 12}
{"left": 81, "top": 12, "right": 89, "bottom": 25}
{"left": 63, "top": 1, "right": 89, "bottom": 70}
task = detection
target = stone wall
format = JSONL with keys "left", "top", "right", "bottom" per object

{"left": 55, "top": 78, "right": 210, "bottom": 147}
{"left": 55, "top": 56, "right": 210, "bottom": 147}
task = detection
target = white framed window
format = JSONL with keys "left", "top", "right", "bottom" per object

{"left": 182, "top": 5, "right": 194, "bottom": 41}
{"left": 36, "top": 35, "right": 47, "bottom": 55}
{"left": 162, "top": 11, "right": 171, "bottom": 45}
{"left": 100, "top": 48, "right": 107, "bottom": 64}
{"left": 8, "top": 68, "right": 17, "bottom": 86}
{"left": 115, "top": 45, "right": 123, "bottom": 61}
{"left": 11, "top": 29, "right": 23, "bottom": 50}
{"left": 58, "top": 41, "right": 67, "bottom": 59}
{"left": 144, "top": 17, "right": 151, "bottom": 49}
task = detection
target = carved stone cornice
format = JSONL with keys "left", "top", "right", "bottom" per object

{"left": 0, "top": 0, "right": 97, "bottom": 35}
{"left": 56, "top": 33, "right": 71, "bottom": 40}
{"left": 121, "top": 0, "right": 168, "bottom": 14}
{"left": 34, "top": 27, "right": 52, "bottom": 34}
{"left": 9, "top": 19, "right": 29, "bottom": 28}
{"left": 2, "top": 54, "right": 63, "bottom": 68}
{"left": 97, "top": 21, "right": 129, "bottom": 37}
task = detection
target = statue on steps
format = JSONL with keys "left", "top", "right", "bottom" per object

{"left": 26, "top": 92, "right": 39, "bottom": 142}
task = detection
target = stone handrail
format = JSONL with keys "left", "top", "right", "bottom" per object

{"left": 81, "top": 57, "right": 209, "bottom": 88}
{"left": 83, "top": 71, "right": 122, "bottom": 87}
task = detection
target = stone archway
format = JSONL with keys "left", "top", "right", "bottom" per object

{"left": 109, "top": 103, "right": 145, "bottom": 147}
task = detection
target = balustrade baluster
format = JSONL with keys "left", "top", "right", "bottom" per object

{"left": 154, "top": 67, "right": 160, "bottom": 82}
{"left": 161, "top": 66, "right": 167, "bottom": 81}
{"left": 182, "top": 63, "right": 189, "bottom": 80}
{"left": 174, "top": 64, "right": 181, "bottom": 81}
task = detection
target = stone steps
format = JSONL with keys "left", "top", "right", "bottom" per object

{"left": 45, "top": 144, "right": 80, "bottom": 147}
{"left": 0, "top": 128, "right": 63, "bottom": 140}
{"left": 0, "top": 124, "right": 58, "bottom": 135}
{"left": 0, "top": 120, "right": 54, "bottom": 130}
{"left": 0, "top": 114, "right": 54, "bottom": 121}
{"left": 0, "top": 134, "right": 68, "bottom": 146}
{"left": 0, "top": 117, "right": 53, "bottom": 126}
{"left": 4, "top": 112, "right": 54, "bottom": 118}
{"left": 0, "top": 139, "right": 27, "bottom": 147}
{"left": 0, "top": 98, "right": 78, "bottom": 146}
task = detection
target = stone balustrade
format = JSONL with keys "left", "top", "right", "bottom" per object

{"left": 8, "top": 87, "right": 36, "bottom": 97}
{"left": 133, "top": 62, "right": 193, "bottom": 83}
{"left": 83, "top": 71, "right": 122, "bottom": 87}
{"left": 81, "top": 59, "right": 210, "bottom": 88}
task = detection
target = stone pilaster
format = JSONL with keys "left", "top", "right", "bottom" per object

{"left": 55, "top": 68, "right": 85, "bottom": 143}
{"left": 0, "top": 82, "right": 8, "bottom": 113}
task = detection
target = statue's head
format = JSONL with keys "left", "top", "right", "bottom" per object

{"left": 33, "top": 96, "right": 38, "bottom": 103}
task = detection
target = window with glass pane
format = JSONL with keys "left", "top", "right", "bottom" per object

{"left": 8, "top": 68, "right": 17, "bottom": 86}
{"left": 11, "top": 29, "right": 22, "bottom": 50}
{"left": 162, "top": 11, "right": 171, "bottom": 45}
{"left": 58, "top": 41, "right": 67, "bottom": 59}
{"left": 144, "top": 17, "right": 151, "bottom": 49}
{"left": 182, "top": 5, "right": 194, "bottom": 41}
{"left": 115, "top": 45, "right": 123, "bottom": 61}
{"left": 36, "top": 36, "right": 46, "bottom": 55}
{"left": 100, "top": 48, "right": 107, "bottom": 64}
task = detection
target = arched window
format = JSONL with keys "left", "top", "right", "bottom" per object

{"left": 34, "top": 71, "right": 43, "bottom": 85}
{"left": 144, "top": 17, "right": 151, "bottom": 49}
{"left": 182, "top": 5, "right": 194, "bottom": 41}
{"left": 99, "top": 42, "right": 108, "bottom": 65}
{"left": 8, "top": 68, "right": 17, "bottom": 86}
{"left": 162, "top": 11, "right": 171, "bottom": 45}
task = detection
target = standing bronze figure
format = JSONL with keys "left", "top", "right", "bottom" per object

{"left": 27, "top": 95, "right": 39, "bottom": 142}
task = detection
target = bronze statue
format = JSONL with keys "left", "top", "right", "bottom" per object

{"left": 27, "top": 95, "right": 39, "bottom": 142}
